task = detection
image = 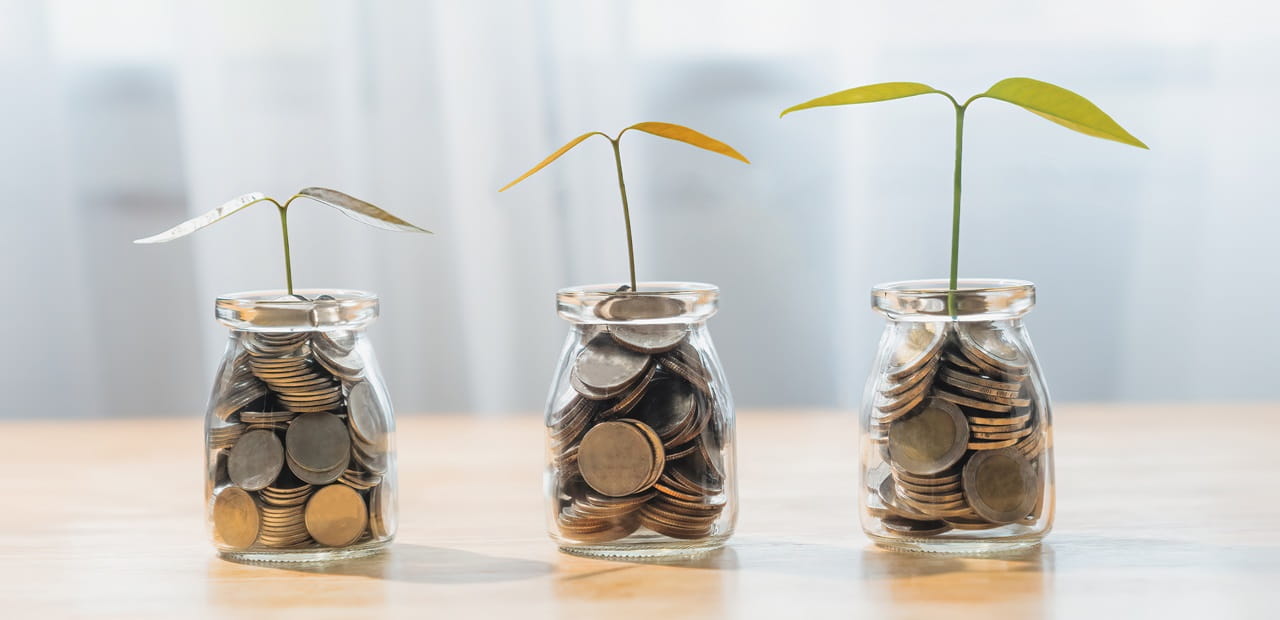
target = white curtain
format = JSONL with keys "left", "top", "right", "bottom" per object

{"left": 2, "top": 0, "right": 1275, "bottom": 418}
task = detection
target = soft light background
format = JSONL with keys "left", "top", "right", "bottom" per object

{"left": 1, "top": 0, "right": 1273, "bottom": 419}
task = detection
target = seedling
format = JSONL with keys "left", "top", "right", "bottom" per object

{"left": 781, "top": 77, "right": 1147, "bottom": 315}
{"left": 135, "top": 187, "right": 430, "bottom": 295}
{"left": 500, "top": 122, "right": 749, "bottom": 290}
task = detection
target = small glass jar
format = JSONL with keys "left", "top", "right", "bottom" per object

{"left": 205, "top": 290, "right": 397, "bottom": 562}
{"left": 545, "top": 282, "right": 737, "bottom": 557}
{"left": 860, "top": 279, "right": 1054, "bottom": 553}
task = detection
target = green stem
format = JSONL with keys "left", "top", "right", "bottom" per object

{"left": 609, "top": 138, "right": 638, "bottom": 291}
{"left": 277, "top": 205, "right": 294, "bottom": 295}
{"left": 948, "top": 103, "right": 966, "bottom": 317}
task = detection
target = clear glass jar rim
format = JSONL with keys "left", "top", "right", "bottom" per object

{"left": 556, "top": 281, "right": 720, "bottom": 300}
{"left": 215, "top": 289, "right": 379, "bottom": 330}
{"left": 872, "top": 278, "right": 1034, "bottom": 296}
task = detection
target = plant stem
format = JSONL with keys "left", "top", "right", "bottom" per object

{"left": 609, "top": 138, "right": 638, "bottom": 291}
{"left": 277, "top": 205, "right": 294, "bottom": 295}
{"left": 948, "top": 103, "right": 966, "bottom": 317}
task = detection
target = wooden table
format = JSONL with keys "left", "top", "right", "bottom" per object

{"left": 3, "top": 405, "right": 1277, "bottom": 618}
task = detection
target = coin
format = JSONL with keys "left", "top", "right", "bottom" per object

{"left": 368, "top": 482, "right": 396, "bottom": 539}
{"left": 572, "top": 336, "right": 651, "bottom": 397}
{"left": 213, "top": 487, "right": 261, "bottom": 550}
{"left": 578, "top": 420, "right": 665, "bottom": 497}
{"left": 347, "top": 381, "right": 390, "bottom": 453}
{"left": 939, "top": 366, "right": 1021, "bottom": 392}
{"left": 286, "top": 412, "right": 351, "bottom": 474}
{"left": 962, "top": 448, "right": 1037, "bottom": 524}
{"left": 881, "top": 515, "right": 951, "bottom": 537}
{"left": 287, "top": 450, "right": 348, "bottom": 486}
{"left": 886, "top": 322, "right": 947, "bottom": 381}
{"left": 610, "top": 324, "right": 688, "bottom": 354}
{"left": 887, "top": 398, "right": 969, "bottom": 475}
{"left": 935, "top": 388, "right": 1013, "bottom": 413}
{"left": 957, "top": 322, "right": 1029, "bottom": 371}
{"left": 227, "top": 429, "right": 285, "bottom": 491}
{"left": 600, "top": 363, "right": 658, "bottom": 418}
{"left": 305, "top": 484, "right": 369, "bottom": 547}
{"left": 595, "top": 294, "right": 686, "bottom": 320}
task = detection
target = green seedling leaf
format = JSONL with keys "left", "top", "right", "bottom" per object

{"left": 620, "top": 122, "right": 750, "bottom": 163}
{"left": 132, "top": 192, "right": 270, "bottom": 244}
{"left": 780, "top": 82, "right": 947, "bottom": 117}
{"left": 296, "top": 187, "right": 432, "bottom": 233}
{"left": 499, "top": 131, "right": 609, "bottom": 192}
{"left": 978, "top": 77, "right": 1148, "bottom": 149}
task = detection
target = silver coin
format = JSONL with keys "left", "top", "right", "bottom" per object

{"left": 227, "top": 429, "right": 285, "bottom": 491}
{"left": 957, "top": 322, "right": 1029, "bottom": 372}
{"left": 369, "top": 481, "right": 397, "bottom": 539}
{"left": 886, "top": 322, "right": 947, "bottom": 381}
{"left": 287, "top": 450, "right": 348, "bottom": 485}
{"left": 594, "top": 294, "right": 686, "bottom": 321}
{"left": 347, "top": 381, "right": 390, "bottom": 452}
{"left": 285, "top": 412, "right": 352, "bottom": 473}
{"left": 573, "top": 335, "right": 651, "bottom": 394}
{"left": 609, "top": 324, "right": 688, "bottom": 354}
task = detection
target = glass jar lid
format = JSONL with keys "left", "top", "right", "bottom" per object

{"left": 215, "top": 289, "right": 379, "bottom": 331}
{"left": 556, "top": 282, "right": 719, "bottom": 324}
{"left": 872, "top": 279, "right": 1035, "bottom": 321}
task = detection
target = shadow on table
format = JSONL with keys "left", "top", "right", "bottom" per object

{"left": 224, "top": 542, "right": 554, "bottom": 584}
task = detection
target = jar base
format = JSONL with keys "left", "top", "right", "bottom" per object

{"left": 867, "top": 533, "right": 1042, "bottom": 555}
{"left": 559, "top": 533, "right": 730, "bottom": 559}
{"left": 218, "top": 538, "right": 392, "bottom": 563}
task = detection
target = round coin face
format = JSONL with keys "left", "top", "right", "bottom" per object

{"left": 962, "top": 447, "right": 1038, "bottom": 524}
{"left": 213, "top": 487, "right": 261, "bottom": 549}
{"left": 887, "top": 398, "right": 970, "bottom": 475}
{"left": 227, "top": 429, "right": 285, "bottom": 491}
{"left": 305, "top": 484, "right": 369, "bottom": 547}
{"left": 573, "top": 336, "right": 651, "bottom": 393}
{"left": 887, "top": 322, "right": 946, "bottom": 379}
{"left": 958, "top": 322, "right": 1029, "bottom": 370}
{"left": 578, "top": 420, "right": 664, "bottom": 497}
{"left": 286, "top": 412, "right": 352, "bottom": 473}
{"left": 594, "top": 295, "right": 686, "bottom": 320}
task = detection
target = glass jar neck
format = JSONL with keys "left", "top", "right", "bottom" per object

{"left": 556, "top": 282, "right": 719, "bottom": 324}
{"left": 215, "top": 289, "right": 378, "bottom": 332}
{"left": 872, "top": 279, "right": 1035, "bottom": 322}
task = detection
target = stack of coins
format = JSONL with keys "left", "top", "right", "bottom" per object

{"left": 209, "top": 329, "right": 395, "bottom": 552}
{"left": 549, "top": 320, "right": 728, "bottom": 543}
{"left": 866, "top": 321, "right": 1047, "bottom": 536}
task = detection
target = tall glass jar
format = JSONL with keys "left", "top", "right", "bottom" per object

{"left": 860, "top": 279, "right": 1054, "bottom": 553}
{"left": 206, "top": 290, "right": 397, "bottom": 562}
{"left": 545, "top": 282, "right": 737, "bottom": 557}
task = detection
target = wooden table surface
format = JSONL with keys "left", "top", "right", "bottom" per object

{"left": 3, "top": 405, "right": 1278, "bottom": 618}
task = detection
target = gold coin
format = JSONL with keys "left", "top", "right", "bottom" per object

{"left": 887, "top": 398, "right": 970, "bottom": 475}
{"left": 212, "top": 487, "right": 261, "bottom": 550}
{"left": 304, "top": 484, "right": 369, "bottom": 547}
{"left": 962, "top": 447, "right": 1038, "bottom": 524}
{"left": 578, "top": 420, "right": 664, "bottom": 497}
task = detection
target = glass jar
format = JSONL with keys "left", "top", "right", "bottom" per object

{"left": 545, "top": 282, "right": 737, "bottom": 557}
{"left": 205, "top": 290, "right": 397, "bottom": 562}
{"left": 860, "top": 279, "right": 1054, "bottom": 553}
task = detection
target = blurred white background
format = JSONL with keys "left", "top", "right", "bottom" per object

{"left": 1, "top": 0, "right": 1274, "bottom": 419}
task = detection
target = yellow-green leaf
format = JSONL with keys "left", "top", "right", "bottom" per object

{"left": 499, "top": 131, "right": 609, "bottom": 192}
{"left": 620, "top": 122, "right": 750, "bottom": 164}
{"left": 133, "top": 192, "right": 271, "bottom": 243}
{"left": 296, "top": 187, "right": 431, "bottom": 233}
{"left": 780, "top": 82, "right": 946, "bottom": 118}
{"left": 979, "top": 77, "right": 1148, "bottom": 149}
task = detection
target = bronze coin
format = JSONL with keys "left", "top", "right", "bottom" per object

{"left": 304, "top": 484, "right": 369, "bottom": 547}
{"left": 213, "top": 487, "right": 261, "bottom": 550}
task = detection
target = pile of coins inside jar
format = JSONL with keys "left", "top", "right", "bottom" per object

{"left": 208, "top": 330, "right": 395, "bottom": 551}
{"left": 866, "top": 320, "right": 1047, "bottom": 537}
{"left": 549, "top": 318, "right": 728, "bottom": 543}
